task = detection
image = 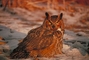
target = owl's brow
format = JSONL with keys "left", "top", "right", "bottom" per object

{"left": 48, "top": 19, "right": 56, "bottom": 26}
{"left": 48, "top": 19, "right": 53, "bottom": 24}
{"left": 51, "top": 15, "right": 60, "bottom": 23}
{"left": 47, "top": 15, "right": 59, "bottom": 25}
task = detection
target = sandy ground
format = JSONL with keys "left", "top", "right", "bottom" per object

{"left": 0, "top": 5, "right": 89, "bottom": 60}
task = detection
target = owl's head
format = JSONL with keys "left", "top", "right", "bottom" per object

{"left": 42, "top": 12, "right": 63, "bottom": 31}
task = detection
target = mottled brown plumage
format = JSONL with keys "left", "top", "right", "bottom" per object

{"left": 10, "top": 12, "right": 65, "bottom": 59}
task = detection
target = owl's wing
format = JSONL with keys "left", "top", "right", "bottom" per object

{"left": 18, "top": 29, "right": 63, "bottom": 51}
{"left": 26, "top": 34, "right": 54, "bottom": 50}
{"left": 18, "top": 32, "right": 54, "bottom": 51}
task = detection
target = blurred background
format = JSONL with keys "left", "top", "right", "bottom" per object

{"left": 0, "top": 0, "right": 89, "bottom": 33}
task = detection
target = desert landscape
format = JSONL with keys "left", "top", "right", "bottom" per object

{"left": 0, "top": 0, "right": 89, "bottom": 60}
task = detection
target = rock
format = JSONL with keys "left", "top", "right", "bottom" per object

{"left": 10, "top": 29, "right": 14, "bottom": 33}
{"left": 18, "top": 39, "right": 23, "bottom": 43}
{"left": 0, "top": 36, "right": 5, "bottom": 40}
{"left": 0, "top": 44, "right": 10, "bottom": 57}
{"left": 0, "top": 41, "right": 7, "bottom": 45}
{"left": 0, "top": 55, "right": 8, "bottom": 60}
{"left": 76, "top": 32, "right": 87, "bottom": 36}
{"left": 0, "top": 51, "right": 2, "bottom": 54}
{"left": 0, "top": 29, "right": 3, "bottom": 31}
{"left": 76, "top": 33, "right": 82, "bottom": 36}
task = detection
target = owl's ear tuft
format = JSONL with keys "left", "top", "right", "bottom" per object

{"left": 60, "top": 13, "right": 63, "bottom": 20}
{"left": 45, "top": 12, "right": 49, "bottom": 19}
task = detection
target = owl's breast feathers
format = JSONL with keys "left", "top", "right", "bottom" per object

{"left": 19, "top": 27, "right": 62, "bottom": 51}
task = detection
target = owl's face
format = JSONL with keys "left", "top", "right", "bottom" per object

{"left": 43, "top": 12, "right": 63, "bottom": 31}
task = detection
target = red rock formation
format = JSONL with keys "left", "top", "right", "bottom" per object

{"left": 75, "top": 0, "right": 89, "bottom": 5}
{"left": 1, "top": 0, "right": 89, "bottom": 11}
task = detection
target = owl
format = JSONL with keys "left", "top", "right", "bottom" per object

{"left": 10, "top": 12, "right": 65, "bottom": 59}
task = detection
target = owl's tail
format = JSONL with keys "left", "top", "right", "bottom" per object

{"left": 10, "top": 47, "right": 29, "bottom": 59}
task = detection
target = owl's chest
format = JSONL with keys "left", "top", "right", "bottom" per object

{"left": 29, "top": 27, "right": 62, "bottom": 39}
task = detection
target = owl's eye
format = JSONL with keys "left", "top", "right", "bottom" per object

{"left": 56, "top": 22, "right": 59, "bottom": 24}
{"left": 48, "top": 19, "right": 53, "bottom": 26}
{"left": 48, "top": 22, "right": 51, "bottom": 25}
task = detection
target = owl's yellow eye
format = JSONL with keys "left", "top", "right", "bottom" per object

{"left": 49, "top": 22, "right": 51, "bottom": 25}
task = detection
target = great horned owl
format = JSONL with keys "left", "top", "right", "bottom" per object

{"left": 10, "top": 12, "right": 65, "bottom": 59}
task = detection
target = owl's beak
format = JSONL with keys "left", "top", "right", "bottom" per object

{"left": 57, "top": 28, "right": 62, "bottom": 31}
{"left": 57, "top": 28, "right": 64, "bottom": 36}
